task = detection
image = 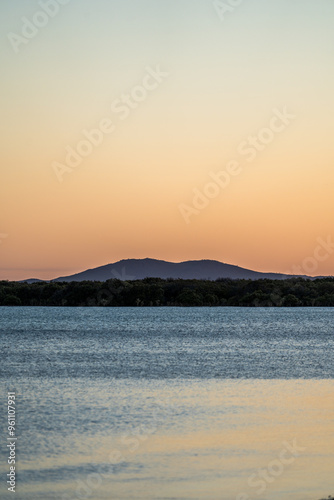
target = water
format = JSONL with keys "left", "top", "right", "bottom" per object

{"left": 0, "top": 307, "right": 333, "bottom": 499}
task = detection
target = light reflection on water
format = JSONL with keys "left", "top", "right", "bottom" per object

{"left": 0, "top": 307, "right": 333, "bottom": 499}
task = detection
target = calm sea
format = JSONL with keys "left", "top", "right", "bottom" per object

{"left": 0, "top": 307, "right": 333, "bottom": 499}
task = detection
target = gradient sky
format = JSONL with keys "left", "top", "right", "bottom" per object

{"left": 1, "top": 0, "right": 334, "bottom": 280}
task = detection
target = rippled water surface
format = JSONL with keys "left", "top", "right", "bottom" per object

{"left": 0, "top": 307, "right": 333, "bottom": 499}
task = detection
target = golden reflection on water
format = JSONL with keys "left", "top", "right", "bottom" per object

{"left": 25, "top": 380, "right": 334, "bottom": 500}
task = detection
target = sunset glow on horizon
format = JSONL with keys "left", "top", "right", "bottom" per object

{"left": 1, "top": 0, "right": 334, "bottom": 281}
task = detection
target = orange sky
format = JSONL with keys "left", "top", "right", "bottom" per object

{"left": 1, "top": 0, "right": 333, "bottom": 280}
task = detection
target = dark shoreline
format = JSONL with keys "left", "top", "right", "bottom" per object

{"left": 1, "top": 277, "right": 334, "bottom": 307}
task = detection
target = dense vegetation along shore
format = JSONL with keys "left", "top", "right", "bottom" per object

{"left": 1, "top": 277, "right": 334, "bottom": 306}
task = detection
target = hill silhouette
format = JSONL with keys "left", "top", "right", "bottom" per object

{"left": 51, "top": 258, "right": 309, "bottom": 282}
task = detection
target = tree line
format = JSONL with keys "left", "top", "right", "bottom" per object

{"left": 1, "top": 277, "right": 334, "bottom": 306}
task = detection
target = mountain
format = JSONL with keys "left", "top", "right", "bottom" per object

{"left": 19, "top": 278, "right": 45, "bottom": 284}
{"left": 51, "top": 258, "right": 309, "bottom": 282}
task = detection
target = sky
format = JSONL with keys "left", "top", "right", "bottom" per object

{"left": 0, "top": 0, "right": 334, "bottom": 280}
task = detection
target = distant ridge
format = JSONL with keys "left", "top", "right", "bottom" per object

{"left": 47, "top": 258, "right": 313, "bottom": 282}
{"left": 19, "top": 278, "right": 45, "bottom": 284}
